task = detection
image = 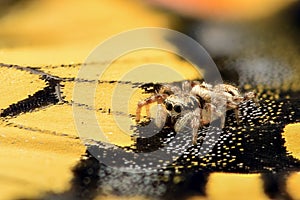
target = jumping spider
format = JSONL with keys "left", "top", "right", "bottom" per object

{"left": 135, "top": 81, "right": 257, "bottom": 145}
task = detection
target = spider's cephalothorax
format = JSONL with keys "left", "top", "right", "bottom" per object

{"left": 136, "top": 81, "right": 257, "bottom": 145}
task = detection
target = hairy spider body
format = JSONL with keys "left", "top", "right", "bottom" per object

{"left": 192, "top": 82, "right": 258, "bottom": 125}
{"left": 136, "top": 81, "right": 257, "bottom": 145}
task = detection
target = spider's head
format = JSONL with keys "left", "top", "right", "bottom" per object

{"left": 164, "top": 96, "right": 183, "bottom": 119}
{"left": 164, "top": 94, "right": 200, "bottom": 119}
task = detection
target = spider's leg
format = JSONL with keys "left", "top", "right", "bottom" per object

{"left": 145, "top": 104, "right": 150, "bottom": 120}
{"left": 182, "top": 81, "right": 191, "bottom": 93}
{"left": 220, "top": 114, "right": 226, "bottom": 128}
{"left": 227, "top": 101, "right": 240, "bottom": 125}
{"left": 210, "top": 103, "right": 226, "bottom": 128}
{"left": 234, "top": 107, "right": 240, "bottom": 124}
{"left": 191, "top": 84, "right": 212, "bottom": 102}
{"left": 136, "top": 102, "right": 143, "bottom": 122}
{"left": 155, "top": 103, "right": 167, "bottom": 128}
{"left": 201, "top": 103, "right": 211, "bottom": 126}
{"left": 136, "top": 94, "right": 166, "bottom": 122}
{"left": 191, "top": 107, "right": 201, "bottom": 145}
{"left": 174, "top": 108, "right": 201, "bottom": 145}
{"left": 244, "top": 91, "right": 259, "bottom": 106}
{"left": 202, "top": 103, "right": 224, "bottom": 125}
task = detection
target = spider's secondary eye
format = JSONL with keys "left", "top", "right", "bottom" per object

{"left": 173, "top": 105, "right": 182, "bottom": 113}
{"left": 165, "top": 102, "right": 173, "bottom": 111}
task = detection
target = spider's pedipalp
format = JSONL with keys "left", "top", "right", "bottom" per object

{"left": 191, "top": 107, "right": 201, "bottom": 145}
{"left": 155, "top": 103, "right": 167, "bottom": 128}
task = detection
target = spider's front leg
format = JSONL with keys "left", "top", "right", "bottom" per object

{"left": 174, "top": 107, "right": 202, "bottom": 145}
{"left": 135, "top": 94, "right": 166, "bottom": 122}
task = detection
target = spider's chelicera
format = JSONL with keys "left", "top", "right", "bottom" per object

{"left": 135, "top": 81, "right": 257, "bottom": 145}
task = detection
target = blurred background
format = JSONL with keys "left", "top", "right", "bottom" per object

{"left": 1, "top": 0, "right": 299, "bottom": 90}
{"left": 0, "top": 0, "right": 300, "bottom": 200}
{"left": 146, "top": 0, "right": 300, "bottom": 92}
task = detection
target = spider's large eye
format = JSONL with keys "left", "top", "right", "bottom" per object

{"left": 173, "top": 104, "right": 182, "bottom": 113}
{"left": 165, "top": 102, "right": 173, "bottom": 111}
